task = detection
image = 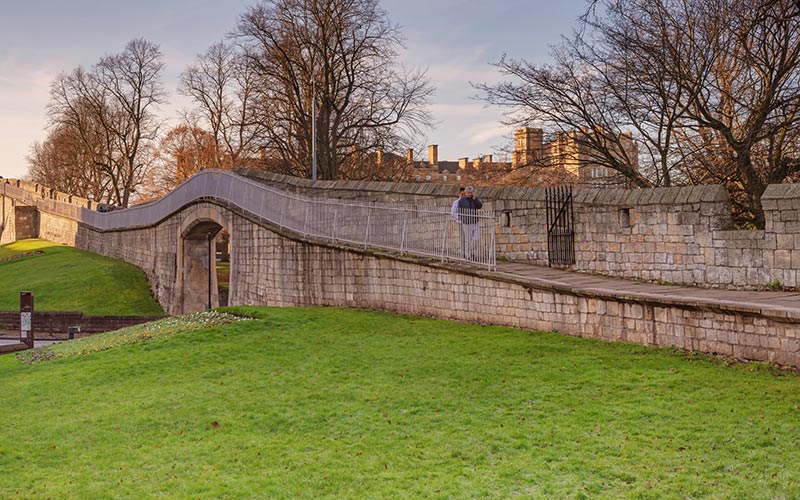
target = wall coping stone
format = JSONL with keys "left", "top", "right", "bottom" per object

{"left": 235, "top": 168, "right": 733, "bottom": 206}
{"left": 763, "top": 183, "right": 800, "bottom": 200}
{"left": 6, "top": 169, "right": 737, "bottom": 211}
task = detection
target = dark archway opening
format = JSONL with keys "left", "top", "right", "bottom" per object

{"left": 182, "top": 221, "right": 223, "bottom": 313}
{"left": 215, "top": 229, "right": 230, "bottom": 307}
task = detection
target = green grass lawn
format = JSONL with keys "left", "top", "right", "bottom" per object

{"left": 217, "top": 261, "right": 230, "bottom": 292}
{"left": 1, "top": 306, "right": 799, "bottom": 499}
{"left": 0, "top": 238, "right": 54, "bottom": 259}
{"left": 0, "top": 239, "right": 164, "bottom": 316}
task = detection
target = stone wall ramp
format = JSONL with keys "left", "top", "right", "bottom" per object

{"left": 493, "top": 262, "right": 800, "bottom": 322}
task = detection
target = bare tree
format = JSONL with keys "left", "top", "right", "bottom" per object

{"left": 44, "top": 38, "right": 166, "bottom": 207}
{"left": 44, "top": 68, "right": 114, "bottom": 198}
{"left": 139, "top": 124, "right": 221, "bottom": 202}
{"left": 179, "top": 41, "right": 265, "bottom": 169}
{"left": 600, "top": 0, "right": 800, "bottom": 226}
{"left": 234, "top": 0, "right": 433, "bottom": 180}
{"left": 480, "top": 0, "right": 800, "bottom": 226}
{"left": 478, "top": 37, "right": 676, "bottom": 189}
{"left": 26, "top": 123, "right": 109, "bottom": 200}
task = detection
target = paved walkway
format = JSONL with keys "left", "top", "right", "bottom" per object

{"left": 489, "top": 262, "right": 800, "bottom": 321}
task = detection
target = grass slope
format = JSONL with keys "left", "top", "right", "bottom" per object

{"left": 1, "top": 307, "right": 799, "bottom": 498}
{"left": 0, "top": 239, "right": 164, "bottom": 316}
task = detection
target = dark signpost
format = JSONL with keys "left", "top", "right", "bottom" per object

{"left": 20, "top": 291, "right": 33, "bottom": 349}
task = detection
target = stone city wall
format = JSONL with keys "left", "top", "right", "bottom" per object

{"left": 5, "top": 187, "right": 800, "bottom": 368}
{"left": 0, "top": 191, "right": 16, "bottom": 245}
{"left": 230, "top": 212, "right": 800, "bottom": 368}
{"left": 33, "top": 209, "right": 180, "bottom": 315}
{"left": 237, "top": 169, "right": 799, "bottom": 290}
{"left": 7, "top": 170, "right": 800, "bottom": 290}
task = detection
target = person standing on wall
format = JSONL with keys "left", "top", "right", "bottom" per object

{"left": 450, "top": 187, "right": 466, "bottom": 257}
{"left": 450, "top": 186, "right": 465, "bottom": 222}
{"left": 457, "top": 186, "right": 482, "bottom": 261}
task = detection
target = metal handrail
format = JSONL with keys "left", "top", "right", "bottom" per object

{"left": 1, "top": 170, "right": 497, "bottom": 269}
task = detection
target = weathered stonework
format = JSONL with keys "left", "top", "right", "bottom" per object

{"left": 237, "top": 169, "right": 800, "bottom": 290}
{"left": 228, "top": 217, "right": 800, "bottom": 368}
{"left": 4, "top": 174, "right": 800, "bottom": 368}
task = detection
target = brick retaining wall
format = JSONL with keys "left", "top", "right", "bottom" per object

{"left": 0, "top": 311, "right": 163, "bottom": 340}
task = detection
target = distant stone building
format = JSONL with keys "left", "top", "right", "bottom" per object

{"left": 514, "top": 127, "right": 639, "bottom": 187}
{"left": 400, "top": 126, "right": 639, "bottom": 187}
{"left": 512, "top": 127, "right": 545, "bottom": 168}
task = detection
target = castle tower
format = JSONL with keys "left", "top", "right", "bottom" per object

{"left": 512, "top": 127, "right": 544, "bottom": 168}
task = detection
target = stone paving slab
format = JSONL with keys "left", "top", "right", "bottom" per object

{"left": 494, "top": 262, "right": 800, "bottom": 319}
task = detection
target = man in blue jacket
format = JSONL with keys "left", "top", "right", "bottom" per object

{"left": 457, "top": 186, "right": 483, "bottom": 261}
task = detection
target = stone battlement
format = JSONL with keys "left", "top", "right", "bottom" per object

{"left": 1, "top": 177, "right": 96, "bottom": 210}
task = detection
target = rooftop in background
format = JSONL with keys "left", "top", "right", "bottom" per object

{"left": 399, "top": 128, "right": 639, "bottom": 187}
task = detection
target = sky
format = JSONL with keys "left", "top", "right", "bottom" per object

{"left": 0, "top": 0, "right": 589, "bottom": 180}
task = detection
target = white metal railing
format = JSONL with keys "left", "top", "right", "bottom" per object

{"left": 1, "top": 170, "right": 497, "bottom": 269}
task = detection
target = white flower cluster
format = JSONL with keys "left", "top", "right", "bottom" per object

{"left": 17, "top": 310, "right": 252, "bottom": 364}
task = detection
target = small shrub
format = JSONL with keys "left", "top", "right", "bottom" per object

{"left": 767, "top": 278, "right": 784, "bottom": 291}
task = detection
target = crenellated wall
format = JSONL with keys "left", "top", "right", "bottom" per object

{"left": 0, "top": 191, "right": 15, "bottom": 245}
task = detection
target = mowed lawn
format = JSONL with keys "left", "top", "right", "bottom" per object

{"left": 0, "top": 307, "right": 798, "bottom": 499}
{"left": 0, "top": 239, "right": 163, "bottom": 316}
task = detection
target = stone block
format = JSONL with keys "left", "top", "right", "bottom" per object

{"left": 775, "top": 249, "right": 791, "bottom": 269}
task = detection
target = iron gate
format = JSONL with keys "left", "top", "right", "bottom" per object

{"left": 545, "top": 186, "right": 575, "bottom": 266}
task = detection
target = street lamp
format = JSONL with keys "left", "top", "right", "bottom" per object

{"left": 312, "top": 80, "right": 318, "bottom": 181}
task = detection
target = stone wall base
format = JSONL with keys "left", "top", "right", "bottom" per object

{"left": 232, "top": 221, "right": 800, "bottom": 368}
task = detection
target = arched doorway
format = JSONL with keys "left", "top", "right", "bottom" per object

{"left": 178, "top": 206, "right": 234, "bottom": 314}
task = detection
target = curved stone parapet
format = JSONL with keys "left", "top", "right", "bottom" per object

{"left": 2, "top": 170, "right": 497, "bottom": 269}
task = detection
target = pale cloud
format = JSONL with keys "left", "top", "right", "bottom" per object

{"left": 402, "top": 40, "right": 504, "bottom": 95}
{"left": 0, "top": 57, "right": 60, "bottom": 178}
{"left": 463, "top": 121, "right": 510, "bottom": 146}
{"left": 424, "top": 103, "right": 512, "bottom": 159}
{"left": 0, "top": 70, "right": 54, "bottom": 109}
{"left": 430, "top": 102, "right": 489, "bottom": 118}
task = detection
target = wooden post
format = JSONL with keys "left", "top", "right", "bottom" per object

{"left": 20, "top": 291, "right": 33, "bottom": 349}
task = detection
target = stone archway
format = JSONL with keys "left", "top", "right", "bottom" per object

{"left": 177, "top": 204, "right": 234, "bottom": 314}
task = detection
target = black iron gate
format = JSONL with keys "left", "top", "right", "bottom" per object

{"left": 545, "top": 186, "right": 575, "bottom": 266}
